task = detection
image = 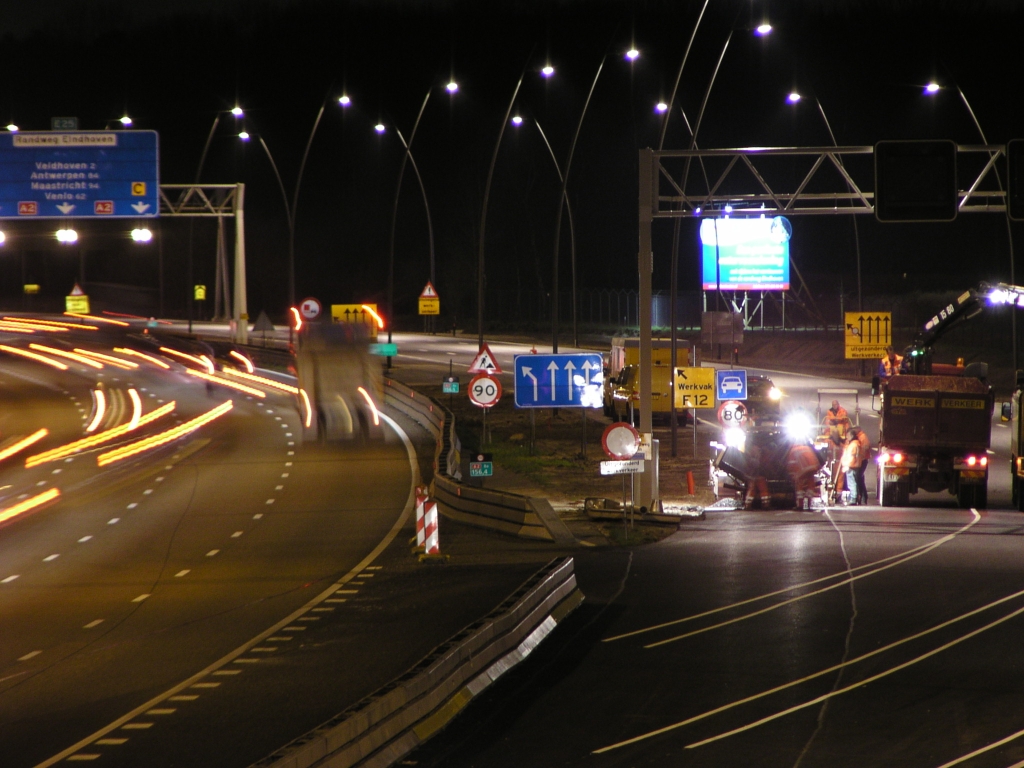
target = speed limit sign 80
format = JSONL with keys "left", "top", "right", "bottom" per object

{"left": 468, "top": 373, "right": 502, "bottom": 408}
{"left": 717, "top": 399, "right": 748, "bottom": 427}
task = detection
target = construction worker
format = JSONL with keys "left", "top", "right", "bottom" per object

{"left": 851, "top": 426, "right": 872, "bottom": 505}
{"left": 840, "top": 432, "right": 863, "bottom": 505}
{"left": 785, "top": 441, "right": 821, "bottom": 510}
{"left": 743, "top": 441, "right": 771, "bottom": 510}
{"left": 879, "top": 346, "right": 903, "bottom": 378}
{"left": 823, "top": 399, "right": 851, "bottom": 458}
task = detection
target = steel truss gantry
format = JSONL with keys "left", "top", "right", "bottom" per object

{"left": 159, "top": 183, "right": 248, "bottom": 343}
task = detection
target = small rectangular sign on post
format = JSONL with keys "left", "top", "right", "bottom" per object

{"left": 442, "top": 376, "right": 459, "bottom": 394}
{"left": 674, "top": 366, "right": 716, "bottom": 409}
{"left": 600, "top": 459, "right": 645, "bottom": 476}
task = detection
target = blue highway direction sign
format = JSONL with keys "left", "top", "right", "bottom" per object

{"left": 0, "top": 131, "right": 159, "bottom": 219}
{"left": 716, "top": 369, "right": 747, "bottom": 401}
{"left": 514, "top": 353, "right": 603, "bottom": 408}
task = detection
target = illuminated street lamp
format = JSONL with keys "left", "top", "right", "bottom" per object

{"left": 374, "top": 123, "right": 386, "bottom": 134}
{"left": 626, "top": 48, "right": 639, "bottom": 61}
{"left": 119, "top": 115, "right": 132, "bottom": 127}
{"left": 787, "top": 92, "right": 801, "bottom": 104}
{"left": 655, "top": 102, "right": 669, "bottom": 114}
{"left": 338, "top": 95, "right": 351, "bottom": 106}
{"left": 6, "top": 124, "right": 17, "bottom": 132}
{"left": 541, "top": 65, "right": 554, "bottom": 78}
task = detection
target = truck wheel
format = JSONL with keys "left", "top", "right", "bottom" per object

{"left": 880, "top": 479, "right": 898, "bottom": 507}
{"left": 975, "top": 484, "right": 988, "bottom": 510}
{"left": 895, "top": 481, "right": 911, "bottom": 507}
{"left": 1016, "top": 477, "right": 1024, "bottom": 512}
{"left": 956, "top": 483, "right": 980, "bottom": 509}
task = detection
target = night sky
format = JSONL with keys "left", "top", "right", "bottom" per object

{"left": 0, "top": 0, "right": 1022, "bottom": 324}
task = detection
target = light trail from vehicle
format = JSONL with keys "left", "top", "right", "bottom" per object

{"left": 64, "top": 312, "right": 130, "bottom": 327}
{"left": 0, "top": 488, "right": 60, "bottom": 526}
{"left": 0, "top": 322, "right": 38, "bottom": 334}
{"left": 3, "top": 317, "right": 92, "bottom": 331}
{"left": 229, "top": 350, "right": 254, "bottom": 373}
{"left": 158, "top": 347, "right": 208, "bottom": 368}
{"left": 357, "top": 386, "right": 380, "bottom": 425}
{"left": 221, "top": 368, "right": 298, "bottom": 394}
{"left": 0, "top": 429, "right": 48, "bottom": 463}
{"left": 29, "top": 344, "right": 104, "bottom": 369}
{"left": 26, "top": 402, "right": 176, "bottom": 467}
{"left": 299, "top": 389, "right": 312, "bottom": 427}
{"left": 184, "top": 369, "right": 267, "bottom": 397}
{"left": 113, "top": 347, "right": 171, "bottom": 369}
{"left": 0, "top": 345, "right": 68, "bottom": 371}
{"left": 96, "top": 400, "right": 233, "bottom": 466}
{"left": 85, "top": 390, "right": 107, "bottom": 432}
{"left": 72, "top": 349, "right": 138, "bottom": 370}
{"left": 127, "top": 389, "right": 142, "bottom": 430}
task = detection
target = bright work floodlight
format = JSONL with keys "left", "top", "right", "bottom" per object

{"left": 131, "top": 228, "right": 153, "bottom": 243}
{"left": 56, "top": 229, "right": 78, "bottom": 243}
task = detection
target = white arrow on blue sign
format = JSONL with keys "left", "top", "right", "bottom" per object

{"left": 513, "top": 353, "right": 604, "bottom": 408}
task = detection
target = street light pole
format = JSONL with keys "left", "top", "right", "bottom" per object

{"left": 256, "top": 136, "right": 294, "bottom": 311}
{"left": 479, "top": 46, "right": 535, "bottom": 348}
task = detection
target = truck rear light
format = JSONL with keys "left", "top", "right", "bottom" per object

{"left": 878, "top": 451, "right": 903, "bottom": 464}
{"left": 967, "top": 456, "right": 977, "bottom": 466}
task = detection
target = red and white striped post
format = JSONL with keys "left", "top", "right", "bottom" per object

{"left": 414, "top": 485, "right": 429, "bottom": 549}
{"left": 423, "top": 500, "right": 440, "bottom": 555}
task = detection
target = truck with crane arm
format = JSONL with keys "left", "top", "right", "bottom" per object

{"left": 871, "top": 282, "right": 1021, "bottom": 507}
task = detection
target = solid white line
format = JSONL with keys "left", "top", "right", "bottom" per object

{"left": 594, "top": 582, "right": 1024, "bottom": 754}
{"left": 33, "top": 410, "right": 422, "bottom": 768}
{"left": 934, "top": 726, "right": 1024, "bottom": 767}
{"left": 685, "top": 602, "right": 1024, "bottom": 750}
{"left": 634, "top": 511, "right": 982, "bottom": 648}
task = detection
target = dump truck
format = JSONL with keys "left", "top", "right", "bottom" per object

{"left": 871, "top": 282, "right": 1014, "bottom": 508}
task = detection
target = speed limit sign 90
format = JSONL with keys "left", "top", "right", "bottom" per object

{"left": 468, "top": 374, "right": 502, "bottom": 408}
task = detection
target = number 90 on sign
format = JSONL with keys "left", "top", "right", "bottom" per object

{"left": 468, "top": 373, "right": 502, "bottom": 408}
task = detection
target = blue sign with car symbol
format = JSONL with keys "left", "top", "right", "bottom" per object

{"left": 716, "top": 369, "right": 747, "bottom": 401}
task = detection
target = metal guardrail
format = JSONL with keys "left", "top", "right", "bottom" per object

{"left": 251, "top": 557, "right": 583, "bottom": 768}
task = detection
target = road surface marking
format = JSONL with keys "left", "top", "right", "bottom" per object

{"left": 213, "top": 669, "right": 241, "bottom": 675}
{"left": 169, "top": 695, "right": 198, "bottom": 701}
{"left": 287, "top": 451, "right": 294, "bottom": 456}
{"left": 175, "top": 570, "right": 190, "bottom": 578}
{"left": 78, "top": 536, "right": 92, "bottom": 542}
{"left": 66, "top": 755, "right": 99, "bottom": 761}
{"left": 283, "top": 626, "right": 306, "bottom": 631}
{"left": 298, "top": 617, "right": 319, "bottom": 621}
{"left": 191, "top": 682, "right": 221, "bottom": 688}
{"left": 156, "top": 476, "right": 164, "bottom": 482}
{"left": 936, "top": 725, "right": 1024, "bottom": 767}
{"left": 43, "top": 554, "right": 59, "bottom": 562}
{"left": 95, "top": 739, "right": 127, "bottom": 745}
{"left": 143, "top": 489, "right": 153, "bottom": 495}
{"left": 358, "top": 573, "right": 375, "bottom": 578}
{"left": 335, "top": 589, "right": 358, "bottom": 594}
{"left": 285, "top": 462, "right": 292, "bottom": 466}
{"left": 231, "top": 531, "right": 243, "bottom": 538}
{"left": 325, "top": 598, "right": 347, "bottom": 603}
{"left": 206, "top": 550, "right": 219, "bottom": 557}
{"left": 682, "top": 599, "right": 1024, "bottom": 751}
{"left": 108, "top": 518, "right": 119, "bottom": 525}
{"left": 275, "top": 485, "right": 284, "bottom": 490}
{"left": 606, "top": 510, "right": 983, "bottom": 646}
{"left": 281, "top": 473, "right": 289, "bottom": 478}
{"left": 313, "top": 607, "right": 334, "bottom": 612}
{"left": 146, "top": 709, "right": 175, "bottom": 715}
{"left": 33, "top": 410, "right": 422, "bottom": 768}
{"left": 365, "top": 566, "right": 382, "bottom": 570}
{"left": 267, "top": 636, "right": 292, "bottom": 641}
{"left": 595, "top": 581, "right": 1024, "bottom": 754}
{"left": 265, "top": 499, "right": 275, "bottom": 505}
{"left": 84, "top": 620, "right": 103, "bottom": 629}
{"left": 2, "top": 575, "right": 19, "bottom": 583}
{"left": 121, "top": 723, "right": 153, "bottom": 729}
{"left": 253, "top": 513, "right": 263, "bottom": 519}
{"left": 19, "top": 651, "right": 41, "bottom": 661}
{"left": 127, "top": 503, "right": 138, "bottom": 509}
{"left": 250, "top": 647, "right": 277, "bottom": 652}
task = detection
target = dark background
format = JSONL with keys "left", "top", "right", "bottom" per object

{"left": 0, "top": 0, "right": 1021, "bottom": 327}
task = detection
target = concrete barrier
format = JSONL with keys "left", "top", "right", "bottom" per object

{"left": 250, "top": 557, "right": 583, "bottom": 768}
{"left": 383, "top": 378, "right": 573, "bottom": 544}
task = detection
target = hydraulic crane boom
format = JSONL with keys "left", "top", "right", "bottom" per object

{"left": 902, "top": 281, "right": 1024, "bottom": 374}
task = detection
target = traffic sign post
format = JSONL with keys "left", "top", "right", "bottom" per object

{"left": 469, "top": 452, "right": 493, "bottom": 478}
{"left": 844, "top": 311, "right": 891, "bottom": 359}
{"left": 299, "top": 297, "right": 322, "bottom": 320}
{"left": 0, "top": 131, "right": 159, "bottom": 219}
{"left": 513, "top": 353, "right": 603, "bottom": 408}
{"left": 418, "top": 281, "right": 440, "bottom": 316}
{"left": 674, "top": 367, "right": 716, "bottom": 409}
{"left": 718, "top": 399, "right": 748, "bottom": 428}
{"left": 468, "top": 344, "right": 503, "bottom": 375}
{"left": 468, "top": 372, "right": 501, "bottom": 447}
{"left": 716, "top": 369, "right": 748, "bottom": 401}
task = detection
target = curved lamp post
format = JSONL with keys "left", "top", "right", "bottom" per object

{"left": 926, "top": 81, "right": 1016, "bottom": 373}
{"left": 478, "top": 48, "right": 536, "bottom": 348}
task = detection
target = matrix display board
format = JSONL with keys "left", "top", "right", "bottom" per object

{"left": 699, "top": 215, "right": 791, "bottom": 291}
{"left": 0, "top": 131, "right": 159, "bottom": 219}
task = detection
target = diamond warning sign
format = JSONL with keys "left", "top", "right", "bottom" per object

{"left": 468, "top": 343, "right": 503, "bottom": 374}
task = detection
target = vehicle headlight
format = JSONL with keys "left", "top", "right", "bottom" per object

{"left": 784, "top": 411, "right": 813, "bottom": 441}
{"left": 724, "top": 427, "right": 746, "bottom": 449}
{"left": 768, "top": 386, "right": 782, "bottom": 401}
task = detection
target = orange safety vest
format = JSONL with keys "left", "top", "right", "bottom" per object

{"left": 786, "top": 443, "right": 820, "bottom": 480}
{"left": 880, "top": 353, "right": 903, "bottom": 377}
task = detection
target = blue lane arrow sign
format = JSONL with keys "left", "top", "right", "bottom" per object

{"left": 514, "top": 353, "right": 603, "bottom": 408}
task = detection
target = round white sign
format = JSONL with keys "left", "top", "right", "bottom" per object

{"left": 468, "top": 374, "right": 502, "bottom": 408}
{"left": 299, "top": 297, "right": 322, "bottom": 319}
{"left": 602, "top": 422, "right": 641, "bottom": 460}
{"left": 717, "top": 399, "right": 748, "bottom": 427}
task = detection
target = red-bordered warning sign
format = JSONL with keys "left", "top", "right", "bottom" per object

{"left": 420, "top": 281, "right": 438, "bottom": 299}
{"left": 468, "top": 343, "right": 503, "bottom": 374}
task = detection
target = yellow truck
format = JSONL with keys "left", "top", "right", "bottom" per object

{"left": 603, "top": 338, "right": 700, "bottom": 425}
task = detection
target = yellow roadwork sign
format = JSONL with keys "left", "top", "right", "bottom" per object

{"left": 674, "top": 366, "right": 716, "bottom": 409}
{"left": 418, "top": 298, "right": 440, "bottom": 315}
{"left": 65, "top": 294, "right": 89, "bottom": 314}
{"left": 844, "top": 311, "right": 892, "bottom": 359}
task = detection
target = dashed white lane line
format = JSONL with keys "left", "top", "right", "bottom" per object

{"left": 43, "top": 554, "right": 59, "bottom": 562}
{"left": 253, "top": 513, "right": 263, "bottom": 520}
{"left": 282, "top": 626, "right": 306, "bottom": 632}
{"left": 35, "top": 480, "right": 46, "bottom": 486}
{"left": 232, "top": 658, "right": 260, "bottom": 664}
{"left": 108, "top": 518, "right": 120, "bottom": 525}
{"left": 143, "top": 489, "right": 153, "bottom": 495}
{"left": 2, "top": 575, "right": 20, "bottom": 583}
{"left": 66, "top": 755, "right": 99, "bottom": 761}
{"left": 275, "top": 485, "right": 284, "bottom": 490}
{"left": 335, "top": 589, "right": 358, "bottom": 594}
{"left": 281, "top": 473, "right": 289, "bottom": 478}
{"left": 265, "top": 499, "right": 275, "bottom": 505}
{"left": 131, "top": 594, "right": 150, "bottom": 603}
{"left": 121, "top": 723, "right": 153, "bottom": 730}
{"left": 285, "top": 462, "right": 292, "bottom": 467}
{"left": 95, "top": 738, "right": 127, "bottom": 745}
{"left": 18, "top": 651, "right": 41, "bottom": 661}
{"left": 231, "top": 531, "right": 243, "bottom": 538}
{"left": 358, "top": 573, "right": 375, "bottom": 578}
{"left": 325, "top": 598, "right": 347, "bottom": 604}
{"left": 312, "top": 607, "right": 334, "bottom": 612}
{"left": 127, "top": 503, "right": 138, "bottom": 509}
{"left": 267, "top": 636, "right": 292, "bottom": 641}
{"left": 169, "top": 695, "right": 198, "bottom": 701}
{"left": 213, "top": 669, "right": 241, "bottom": 676}
{"left": 146, "top": 708, "right": 176, "bottom": 715}
{"left": 78, "top": 536, "right": 92, "bottom": 543}
{"left": 191, "top": 682, "right": 220, "bottom": 689}
{"left": 84, "top": 620, "right": 104, "bottom": 629}
{"left": 175, "top": 570, "right": 190, "bottom": 578}
{"left": 206, "top": 550, "right": 220, "bottom": 557}
{"left": 364, "top": 566, "right": 383, "bottom": 570}
{"left": 250, "top": 647, "right": 278, "bottom": 653}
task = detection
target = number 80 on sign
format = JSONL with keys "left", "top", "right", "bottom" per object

{"left": 468, "top": 373, "right": 502, "bottom": 408}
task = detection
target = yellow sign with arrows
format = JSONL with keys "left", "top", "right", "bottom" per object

{"left": 845, "top": 311, "right": 892, "bottom": 359}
